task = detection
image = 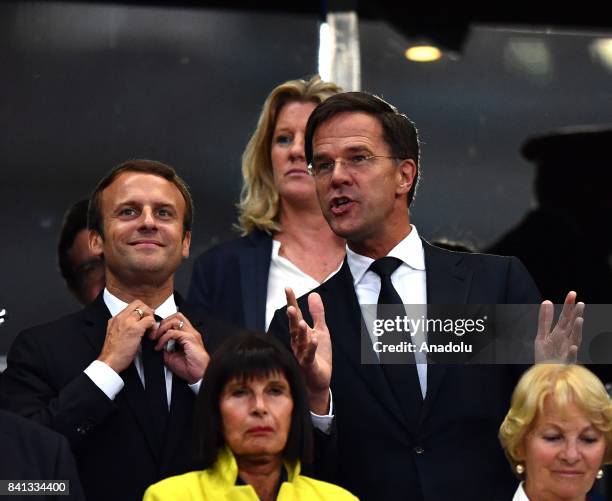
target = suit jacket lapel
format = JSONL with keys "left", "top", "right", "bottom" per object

{"left": 423, "top": 240, "right": 473, "bottom": 305}
{"left": 240, "top": 230, "right": 273, "bottom": 331}
{"left": 82, "top": 294, "right": 112, "bottom": 356}
{"left": 320, "top": 260, "right": 413, "bottom": 433}
{"left": 420, "top": 240, "right": 473, "bottom": 424}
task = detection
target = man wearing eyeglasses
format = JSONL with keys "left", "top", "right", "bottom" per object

{"left": 268, "top": 92, "right": 583, "bottom": 501}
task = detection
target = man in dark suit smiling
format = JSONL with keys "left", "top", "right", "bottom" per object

{"left": 0, "top": 160, "right": 235, "bottom": 501}
{"left": 268, "top": 92, "right": 583, "bottom": 500}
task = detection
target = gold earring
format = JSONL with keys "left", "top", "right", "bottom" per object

{"left": 597, "top": 469, "right": 604, "bottom": 480}
{"left": 516, "top": 464, "right": 525, "bottom": 475}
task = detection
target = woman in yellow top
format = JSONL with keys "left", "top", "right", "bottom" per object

{"left": 143, "top": 333, "right": 358, "bottom": 501}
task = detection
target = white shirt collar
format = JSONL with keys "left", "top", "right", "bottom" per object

{"left": 102, "top": 288, "right": 177, "bottom": 319}
{"left": 512, "top": 482, "right": 529, "bottom": 501}
{"left": 346, "top": 225, "right": 425, "bottom": 285}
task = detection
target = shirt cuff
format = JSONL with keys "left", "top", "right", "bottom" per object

{"left": 310, "top": 389, "right": 334, "bottom": 434}
{"left": 84, "top": 360, "right": 125, "bottom": 400}
{"left": 189, "top": 379, "right": 202, "bottom": 395}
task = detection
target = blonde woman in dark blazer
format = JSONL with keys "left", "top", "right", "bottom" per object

{"left": 189, "top": 76, "right": 345, "bottom": 332}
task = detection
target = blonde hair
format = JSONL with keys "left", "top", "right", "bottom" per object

{"left": 237, "top": 75, "right": 342, "bottom": 234}
{"left": 499, "top": 364, "right": 612, "bottom": 472}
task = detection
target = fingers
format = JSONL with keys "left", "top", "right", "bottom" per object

{"left": 567, "top": 345, "right": 579, "bottom": 364}
{"left": 285, "top": 288, "right": 303, "bottom": 323}
{"left": 567, "top": 301, "right": 585, "bottom": 337}
{"left": 308, "top": 293, "right": 327, "bottom": 331}
{"left": 563, "top": 290, "right": 577, "bottom": 305}
{"left": 557, "top": 291, "right": 578, "bottom": 329}
{"left": 287, "top": 306, "right": 308, "bottom": 346}
{"left": 287, "top": 308, "right": 317, "bottom": 366}
{"left": 100, "top": 300, "right": 155, "bottom": 372}
{"left": 569, "top": 316, "right": 583, "bottom": 351}
{"left": 155, "top": 330, "right": 187, "bottom": 351}
{"left": 537, "top": 300, "right": 554, "bottom": 339}
{"left": 124, "top": 300, "right": 154, "bottom": 321}
{"left": 285, "top": 287, "right": 297, "bottom": 308}
{"left": 293, "top": 319, "right": 317, "bottom": 365}
{"left": 116, "top": 301, "right": 156, "bottom": 333}
{"left": 287, "top": 292, "right": 310, "bottom": 344}
{"left": 285, "top": 291, "right": 324, "bottom": 367}
{"left": 151, "top": 313, "right": 192, "bottom": 341}
{"left": 110, "top": 301, "right": 155, "bottom": 334}
{"left": 287, "top": 305, "right": 302, "bottom": 334}
{"left": 155, "top": 327, "right": 202, "bottom": 351}
{"left": 153, "top": 314, "right": 201, "bottom": 351}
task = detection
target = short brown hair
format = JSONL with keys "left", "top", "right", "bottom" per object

{"left": 88, "top": 159, "right": 194, "bottom": 237}
{"left": 305, "top": 91, "right": 420, "bottom": 206}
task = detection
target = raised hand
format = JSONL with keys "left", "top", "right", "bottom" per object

{"left": 285, "top": 287, "right": 332, "bottom": 414}
{"left": 535, "top": 291, "right": 584, "bottom": 363}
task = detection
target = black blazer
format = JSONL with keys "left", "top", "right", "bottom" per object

{"left": 0, "top": 293, "right": 238, "bottom": 501}
{"left": 269, "top": 241, "right": 541, "bottom": 501}
{"left": 189, "top": 229, "right": 272, "bottom": 331}
{"left": 0, "top": 410, "right": 85, "bottom": 501}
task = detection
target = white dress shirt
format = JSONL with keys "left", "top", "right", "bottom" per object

{"left": 83, "top": 289, "right": 201, "bottom": 407}
{"left": 265, "top": 239, "right": 342, "bottom": 330}
{"left": 346, "top": 225, "right": 428, "bottom": 397}
{"left": 267, "top": 240, "right": 341, "bottom": 433}
{"left": 512, "top": 482, "right": 529, "bottom": 501}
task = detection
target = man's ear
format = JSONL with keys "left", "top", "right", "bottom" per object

{"left": 396, "top": 158, "right": 417, "bottom": 196}
{"left": 182, "top": 230, "right": 192, "bottom": 259}
{"left": 89, "top": 229, "right": 104, "bottom": 258}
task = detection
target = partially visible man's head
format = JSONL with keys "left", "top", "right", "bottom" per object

{"left": 58, "top": 199, "right": 105, "bottom": 304}
{"left": 87, "top": 160, "right": 193, "bottom": 287}
{"left": 522, "top": 126, "right": 612, "bottom": 213}
{"left": 305, "top": 91, "right": 420, "bottom": 206}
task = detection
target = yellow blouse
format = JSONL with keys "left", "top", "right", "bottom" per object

{"left": 143, "top": 446, "right": 358, "bottom": 501}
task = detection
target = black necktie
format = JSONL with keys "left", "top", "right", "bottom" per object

{"left": 369, "top": 257, "right": 423, "bottom": 419}
{"left": 142, "top": 315, "right": 168, "bottom": 438}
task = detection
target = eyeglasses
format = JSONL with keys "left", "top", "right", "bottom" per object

{"left": 307, "top": 154, "right": 401, "bottom": 177}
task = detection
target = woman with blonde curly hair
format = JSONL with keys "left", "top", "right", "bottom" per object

{"left": 499, "top": 364, "right": 612, "bottom": 500}
{"left": 189, "top": 76, "right": 344, "bottom": 331}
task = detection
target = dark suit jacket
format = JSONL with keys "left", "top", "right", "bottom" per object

{"left": 268, "top": 241, "right": 541, "bottom": 501}
{"left": 188, "top": 229, "right": 272, "bottom": 331}
{"left": 0, "top": 410, "right": 85, "bottom": 501}
{"left": 0, "top": 293, "right": 239, "bottom": 501}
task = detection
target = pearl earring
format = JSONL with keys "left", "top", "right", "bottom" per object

{"left": 516, "top": 464, "right": 525, "bottom": 475}
{"left": 597, "top": 469, "right": 604, "bottom": 480}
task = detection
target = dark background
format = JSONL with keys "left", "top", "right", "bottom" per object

{"left": 1, "top": 2, "right": 611, "bottom": 354}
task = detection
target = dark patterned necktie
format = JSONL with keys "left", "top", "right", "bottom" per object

{"left": 142, "top": 315, "right": 168, "bottom": 437}
{"left": 369, "top": 257, "right": 423, "bottom": 419}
